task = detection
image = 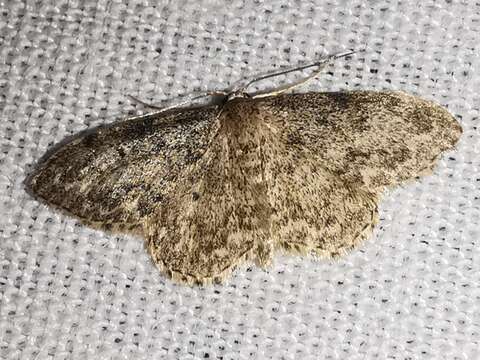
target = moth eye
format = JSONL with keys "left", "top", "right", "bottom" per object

{"left": 192, "top": 192, "right": 200, "bottom": 201}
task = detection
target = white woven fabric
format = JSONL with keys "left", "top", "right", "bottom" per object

{"left": 1, "top": 0, "right": 479, "bottom": 359}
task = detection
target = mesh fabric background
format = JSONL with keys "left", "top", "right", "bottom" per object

{"left": 1, "top": 0, "right": 479, "bottom": 359}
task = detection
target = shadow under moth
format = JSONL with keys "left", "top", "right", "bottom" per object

{"left": 27, "top": 53, "right": 462, "bottom": 285}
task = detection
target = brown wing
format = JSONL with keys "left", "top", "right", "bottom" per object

{"left": 29, "top": 101, "right": 274, "bottom": 285}
{"left": 28, "top": 90, "right": 462, "bottom": 283}
{"left": 259, "top": 91, "right": 462, "bottom": 191}
{"left": 27, "top": 106, "right": 219, "bottom": 233}
{"left": 256, "top": 91, "right": 460, "bottom": 256}
{"left": 144, "top": 101, "right": 274, "bottom": 284}
{"left": 265, "top": 153, "right": 379, "bottom": 257}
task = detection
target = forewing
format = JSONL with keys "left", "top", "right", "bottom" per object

{"left": 27, "top": 106, "right": 219, "bottom": 233}
{"left": 260, "top": 91, "right": 462, "bottom": 191}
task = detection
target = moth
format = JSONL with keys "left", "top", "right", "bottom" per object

{"left": 27, "top": 52, "right": 462, "bottom": 285}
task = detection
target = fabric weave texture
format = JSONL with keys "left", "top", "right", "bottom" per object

{"left": 0, "top": 1, "right": 479, "bottom": 359}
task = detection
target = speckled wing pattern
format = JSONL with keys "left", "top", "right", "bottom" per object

{"left": 28, "top": 107, "right": 219, "bottom": 234}
{"left": 260, "top": 91, "right": 462, "bottom": 258}
{"left": 28, "top": 91, "right": 462, "bottom": 285}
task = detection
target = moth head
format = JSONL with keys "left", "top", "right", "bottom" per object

{"left": 225, "top": 90, "right": 252, "bottom": 102}
{"left": 201, "top": 90, "right": 251, "bottom": 107}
